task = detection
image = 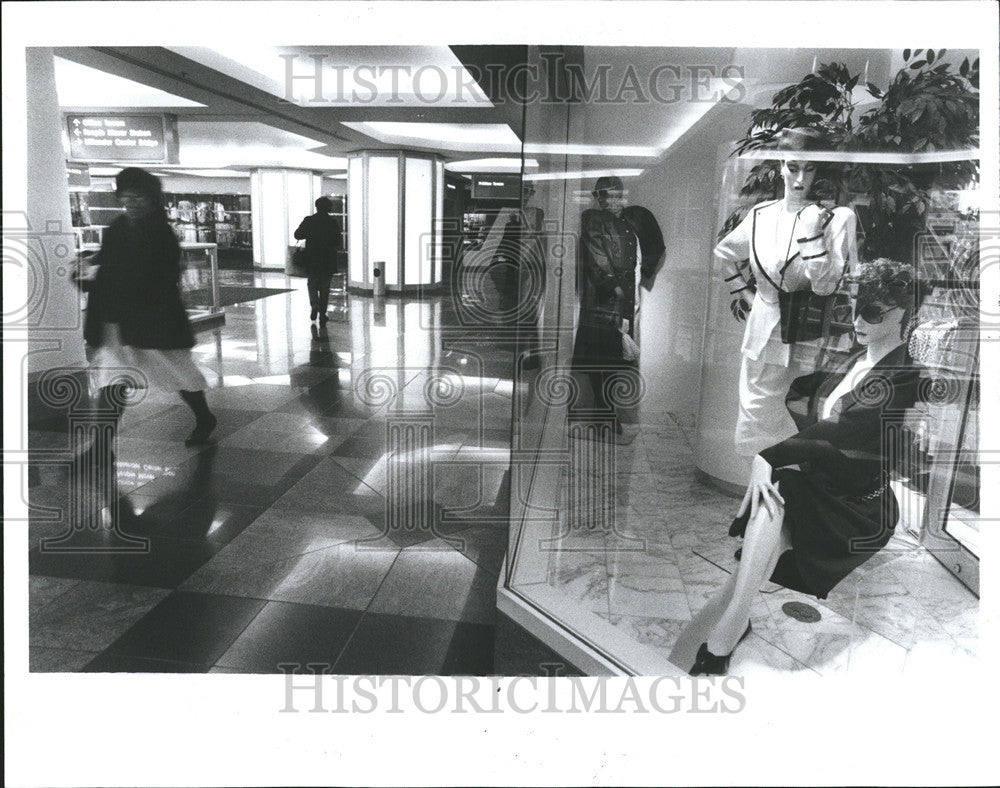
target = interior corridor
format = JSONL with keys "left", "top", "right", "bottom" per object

{"left": 28, "top": 271, "right": 514, "bottom": 674}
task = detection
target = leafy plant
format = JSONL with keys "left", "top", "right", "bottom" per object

{"left": 722, "top": 50, "right": 980, "bottom": 266}
{"left": 851, "top": 49, "right": 979, "bottom": 259}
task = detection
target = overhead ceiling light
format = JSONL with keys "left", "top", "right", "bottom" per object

{"left": 158, "top": 169, "right": 252, "bottom": 178}
{"left": 526, "top": 168, "right": 646, "bottom": 182}
{"left": 523, "top": 143, "right": 661, "bottom": 158}
{"left": 344, "top": 122, "right": 520, "bottom": 152}
{"left": 446, "top": 158, "right": 538, "bottom": 173}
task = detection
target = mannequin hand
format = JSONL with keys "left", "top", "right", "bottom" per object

{"left": 730, "top": 296, "right": 751, "bottom": 322}
{"left": 736, "top": 455, "right": 784, "bottom": 522}
{"left": 797, "top": 204, "right": 833, "bottom": 237}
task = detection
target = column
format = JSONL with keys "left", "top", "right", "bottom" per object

{"left": 347, "top": 151, "right": 444, "bottom": 292}
{"left": 250, "top": 168, "right": 317, "bottom": 267}
{"left": 22, "top": 48, "right": 87, "bottom": 375}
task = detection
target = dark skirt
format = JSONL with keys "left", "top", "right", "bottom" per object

{"left": 729, "top": 468, "right": 898, "bottom": 599}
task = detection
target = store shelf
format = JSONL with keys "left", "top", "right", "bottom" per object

{"left": 165, "top": 192, "right": 253, "bottom": 252}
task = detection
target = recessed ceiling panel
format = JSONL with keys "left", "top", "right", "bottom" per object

{"left": 54, "top": 57, "right": 206, "bottom": 108}
{"left": 169, "top": 46, "right": 492, "bottom": 108}
{"left": 176, "top": 121, "right": 346, "bottom": 170}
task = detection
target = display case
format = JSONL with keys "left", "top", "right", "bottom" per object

{"left": 907, "top": 211, "right": 980, "bottom": 594}
{"left": 498, "top": 44, "right": 982, "bottom": 676}
{"left": 178, "top": 242, "right": 224, "bottom": 328}
{"left": 165, "top": 192, "right": 253, "bottom": 267}
{"left": 70, "top": 188, "right": 254, "bottom": 269}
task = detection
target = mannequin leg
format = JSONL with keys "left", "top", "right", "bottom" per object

{"left": 706, "top": 500, "right": 791, "bottom": 655}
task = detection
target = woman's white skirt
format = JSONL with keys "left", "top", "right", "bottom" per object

{"left": 90, "top": 322, "right": 207, "bottom": 392}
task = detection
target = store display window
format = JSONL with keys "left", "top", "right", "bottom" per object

{"left": 499, "top": 46, "right": 981, "bottom": 674}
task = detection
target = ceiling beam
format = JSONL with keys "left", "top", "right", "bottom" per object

{"left": 54, "top": 46, "right": 371, "bottom": 151}
{"left": 448, "top": 45, "right": 527, "bottom": 138}
{"left": 53, "top": 46, "right": 524, "bottom": 159}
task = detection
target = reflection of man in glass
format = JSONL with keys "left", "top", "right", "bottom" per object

{"left": 490, "top": 182, "right": 545, "bottom": 318}
{"left": 572, "top": 176, "right": 664, "bottom": 431}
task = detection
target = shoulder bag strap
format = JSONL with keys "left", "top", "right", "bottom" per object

{"left": 776, "top": 205, "right": 844, "bottom": 289}
{"left": 793, "top": 207, "right": 849, "bottom": 286}
{"left": 749, "top": 203, "right": 782, "bottom": 292}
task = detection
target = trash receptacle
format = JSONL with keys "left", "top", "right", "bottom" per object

{"left": 373, "top": 261, "right": 386, "bottom": 297}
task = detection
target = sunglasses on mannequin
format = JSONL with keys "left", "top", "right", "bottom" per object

{"left": 853, "top": 301, "right": 897, "bottom": 324}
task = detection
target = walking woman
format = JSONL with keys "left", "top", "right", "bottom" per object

{"left": 683, "top": 258, "right": 922, "bottom": 675}
{"left": 79, "top": 167, "right": 217, "bottom": 466}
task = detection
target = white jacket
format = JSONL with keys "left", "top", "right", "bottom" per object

{"left": 715, "top": 200, "right": 858, "bottom": 366}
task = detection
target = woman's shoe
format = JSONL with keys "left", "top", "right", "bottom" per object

{"left": 690, "top": 622, "right": 753, "bottom": 676}
{"left": 185, "top": 413, "right": 218, "bottom": 446}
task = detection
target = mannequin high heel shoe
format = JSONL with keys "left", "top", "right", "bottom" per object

{"left": 690, "top": 622, "right": 753, "bottom": 676}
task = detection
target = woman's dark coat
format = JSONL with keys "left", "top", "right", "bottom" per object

{"left": 83, "top": 214, "right": 194, "bottom": 349}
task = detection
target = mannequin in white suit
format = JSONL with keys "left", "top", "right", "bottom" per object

{"left": 715, "top": 129, "right": 858, "bottom": 457}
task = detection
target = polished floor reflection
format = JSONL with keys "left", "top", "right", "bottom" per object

{"left": 510, "top": 408, "right": 979, "bottom": 676}
{"left": 29, "top": 270, "right": 511, "bottom": 674}
{"left": 27, "top": 269, "right": 979, "bottom": 676}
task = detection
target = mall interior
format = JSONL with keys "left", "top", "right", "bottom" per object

{"left": 20, "top": 44, "right": 981, "bottom": 675}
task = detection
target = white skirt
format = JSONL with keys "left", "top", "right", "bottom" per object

{"left": 90, "top": 322, "right": 208, "bottom": 392}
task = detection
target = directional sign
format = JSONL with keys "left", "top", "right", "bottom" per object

{"left": 67, "top": 114, "right": 168, "bottom": 162}
{"left": 470, "top": 175, "right": 521, "bottom": 201}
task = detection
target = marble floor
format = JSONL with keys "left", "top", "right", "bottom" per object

{"left": 27, "top": 269, "right": 515, "bottom": 674}
{"left": 508, "top": 408, "right": 980, "bottom": 676}
{"left": 25, "top": 268, "right": 980, "bottom": 676}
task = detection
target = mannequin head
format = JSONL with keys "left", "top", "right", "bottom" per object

{"left": 593, "top": 175, "right": 625, "bottom": 216}
{"left": 776, "top": 128, "right": 827, "bottom": 203}
{"left": 115, "top": 167, "right": 163, "bottom": 223}
{"left": 850, "top": 258, "right": 919, "bottom": 345}
{"left": 780, "top": 160, "right": 818, "bottom": 201}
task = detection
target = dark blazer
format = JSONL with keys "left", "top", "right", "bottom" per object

{"left": 579, "top": 208, "right": 639, "bottom": 331}
{"left": 294, "top": 212, "right": 343, "bottom": 274}
{"left": 760, "top": 343, "right": 920, "bottom": 495}
{"left": 83, "top": 215, "right": 194, "bottom": 350}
